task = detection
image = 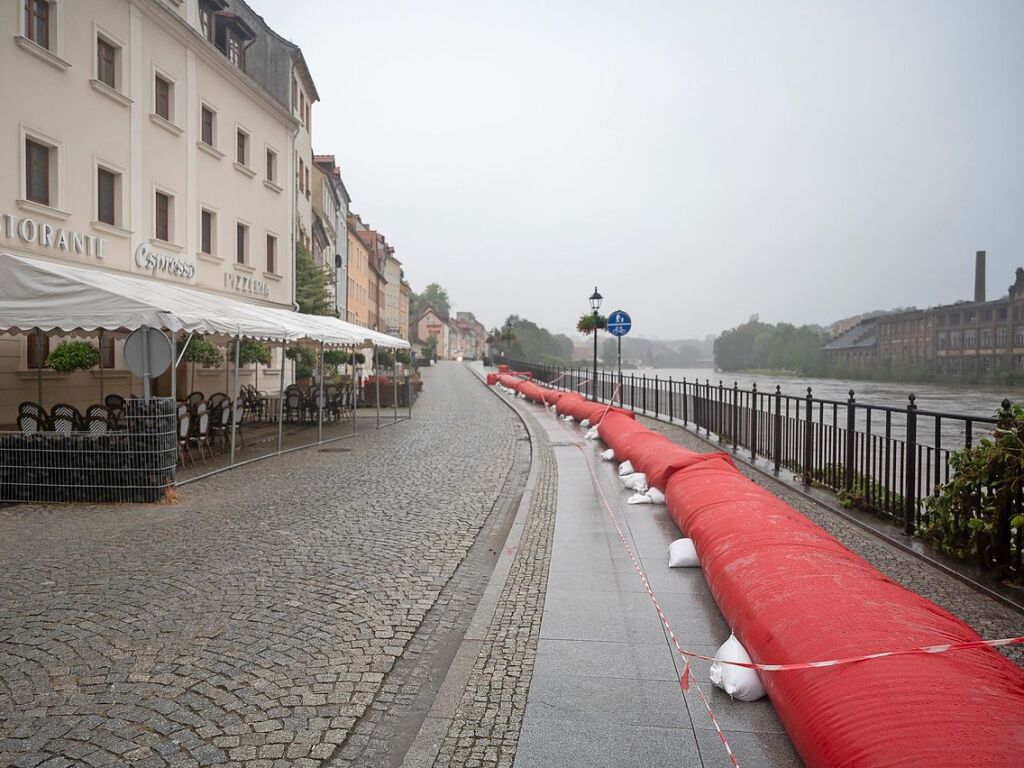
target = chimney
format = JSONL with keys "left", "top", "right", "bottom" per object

{"left": 974, "top": 250, "right": 986, "bottom": 303}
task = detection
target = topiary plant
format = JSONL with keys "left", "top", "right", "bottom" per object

{"left": 46, "top": 340, "right": 100, "bottom": 373}
{"left": 184, "top": 336, "right": 223, "bottom": 367}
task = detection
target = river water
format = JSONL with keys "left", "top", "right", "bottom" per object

{"left": 623, "top": 367, "right": 1019, "bottom": 420}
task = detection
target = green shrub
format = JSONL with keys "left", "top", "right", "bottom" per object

{"left": 46, "top": 340, "right": 100, "bottom": 373}
{"left": 184, "top": 337, "right": 223, "bottom": 367}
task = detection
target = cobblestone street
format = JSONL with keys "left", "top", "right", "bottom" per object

{"left": 0, "top": 363, "right": 525, "bottom": 768}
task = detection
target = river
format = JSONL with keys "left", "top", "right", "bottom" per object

{"left": 622, "top": 367, "right": 1019, "bottom": 419}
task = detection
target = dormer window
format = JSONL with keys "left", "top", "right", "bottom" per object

{"left": 198, "top": 0, "right": 226, "bottom": 44}
{"left": 213, "top": 11, "right": 255, "bottom": 71}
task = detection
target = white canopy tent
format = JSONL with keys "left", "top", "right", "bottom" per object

{"left": 0, "top": 251, "right": 409, "bottom": 349}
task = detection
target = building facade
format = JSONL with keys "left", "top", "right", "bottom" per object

{"left": 1, "top": 0, "right": 301, "bottom": 409}
{"left": 345, "top": 213, "right": 370, "bottom": 327}
{"left": 382, "top": 250, "right": 402, "bottom": 337}
{"left": 314, "top": 155, "right": 350, "bottom": 320}
{"left": 415, "top": 306, "right": 449, "bottom": 360}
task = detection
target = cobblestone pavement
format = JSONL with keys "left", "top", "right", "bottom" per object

{"left": 639, "top": 416, "right": 1024, "bottom": 664}
{"left": 0, "top": 362, "right": 521, "bottom": 768}
{"left": 431, "top": 406, "right": 557, "bottom": 768}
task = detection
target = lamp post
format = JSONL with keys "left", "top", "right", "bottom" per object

{"left": 589, "top": 287, "right": 602, "bottom": 401}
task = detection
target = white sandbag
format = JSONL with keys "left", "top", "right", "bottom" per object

{"left": 668, "top": 538, "right": 699, "bottom": 567}
{"left": 647, "top": 487, "right": 666, "bottom": 504}
{"left": 709, "top": 634, "right": 766, "bottom": 702}
{"left": 627, "top": 492, "right": 653, "bottom": 505}
{"left": 585, "top": 427, "right": 600, "bottom": 440}
{"left": 618, "top": 460, "right": 634, "bottom": 476}
{"left": 580, "top": 419, "right": 591, "bottom": 428}
{"left": 620, "top": 472, "right": 648, "bottom": 492}
{"left": 600, "top": 448, "right": 615, "bottom": 461}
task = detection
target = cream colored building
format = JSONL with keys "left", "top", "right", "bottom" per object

{"left": 0, "top": 0, "right": 300, "bottom": 411}
{"left": 399, "top": 279, "right": 411, "bottom": 341}
{"left": 382, "top": 251, "right": 402, "bottom": 337}
{"left": 416, "top": 306, "right": 450, "bottom": 360}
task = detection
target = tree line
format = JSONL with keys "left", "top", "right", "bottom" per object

{"left": 713, "top": 318, "right": 828, "bottom": 375}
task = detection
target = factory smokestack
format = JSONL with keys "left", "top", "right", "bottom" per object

{"left": 975, "top": 250, "right": 986, "bottom": 304}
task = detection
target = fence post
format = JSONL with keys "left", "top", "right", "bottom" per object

{"left": 803, "top": 387, "right": 813, "bottom": 485}
{"left": 668, "top": 376, "right": 674, "bottom": 421}
{"left": 642, "top": 374, "right": 647, "bottom": 413}
{"left": 750, "top": 383, "right": 758, "bottom": 462}
{"left": 732, "top": 382, "right": 739, "bottom": 452}
{"left": 682, "top": 378, "right": 688, "bottom": 425}
{"left": 904, "top": 394, "right": 918, "bottom": 536}
{"left": 996, "top": 399, "right": 1014, "bottom": 565}
{"left": 654, "top": 375, "right": 660, "bottom": 417}
{"left": 844, "top": 389, "right": 856, "bottom": 492}
{"left": 774, "top": 385, "right": 782, "bottom": 473}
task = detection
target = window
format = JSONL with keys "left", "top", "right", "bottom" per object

{"left": 97, "top": 167, "right": 117, "bottom": 225}
{"left": 97, "top": 37, "right": 117, "bottom": 88}
{"left": 949, "top": 331, "right": 961, "bottom": 349}
{"left": 997, "top": 328, "right": 1008, "bottom": 348}
{"left": 1016, "top": 327, "right": 1024, "bottom": 347}
{"left": 982, "top": 309, "right": 992, "bottom": 322}
{"left": 200, "top": 209, "right": 215, "bottom": 255}
{"left": 155, "top": 74, "right": 172, "bottom": 121}
{"left": 201, "top": 106, "right": 215, "bottom": 146}
{"left": 964, "top": 330, "right": 976, "bottom": 349}
{"left": 266, "top": 234, "right": 277, "bottom": 273}
{"left": 227, "top": 33, "right": 244, "bottom": 68}
{"left": 199, "top": 6, "right": 214, "bottom": 42}
{"left": 236, "top": 129, "right": 248, "bottom": 166}
{"left": 236, "top": 222, "right": 248, "bottom": 264}
{"left": 266, "top": 148, "right": 277, "bottom": 182}
{"left": 25, "top": 138, "right": 50, "bottom": 205}
{"left": 998, "top": 307, "right": 1008, "bottom": 321}
{"left": 26, "top": 330, "right": 50, "bottom": 370}
{"left": 155, "top": 191, "right": 171, "bottom": 241}
{"left": 305, "top": 167, "right": 310, "bottom": 198}
{"left": 25, "top": 0, "right": 49, "bottom": 48}
{"left": 980, "top": 329, "right": 992, "bottom": 348}
{"left": 298, "top": 157, "right": 305, "bottom": 192}
{"left": 100, "top": 334, "right": 114, "bottom": 369}
{"left": 292, "top": 78, "right": 298, "bottom": 112}
{"left": 967, "top": 311, "right": 976, "bottom": 324}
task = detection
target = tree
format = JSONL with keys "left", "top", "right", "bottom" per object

{"left": 414, "top": 283, "right": 451, "bottom": 316}
{"left": 46, "top": 341, "right": 100, "bottom": 373}
{"left": 295, "top": 241, "right": 334, "bottom": 316}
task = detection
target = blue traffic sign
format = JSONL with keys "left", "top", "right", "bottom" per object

{"left": 607, "top": 309, "right": 632, "bottom": 337}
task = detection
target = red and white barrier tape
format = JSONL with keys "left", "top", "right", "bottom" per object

{"left": 542, "top": 384, "right": 740, "bottom": 767}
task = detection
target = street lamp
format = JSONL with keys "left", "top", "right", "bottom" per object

{"left": 589, "top": 287, "right": 602, "bottom": 401}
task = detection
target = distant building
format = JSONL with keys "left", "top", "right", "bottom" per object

{"left": 415, "top": 305, "right": 449, "bottom": 359}
{"left": 826, "top": 252, "right": 1024, "bottom": 379}
{"left": 451, "top": 312, "right": 486, "bottom": 359}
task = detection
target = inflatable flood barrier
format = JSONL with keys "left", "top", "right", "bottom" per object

{"left": 489, "top": 372, "right": 1024, "bottom": 767}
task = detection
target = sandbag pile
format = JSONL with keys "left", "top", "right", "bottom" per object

{"left": 489, "top": 369, "right": 1024, "bottom": 767}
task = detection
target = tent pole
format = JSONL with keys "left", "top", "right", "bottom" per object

{"left": 170, "top": 332, "right": 176, "bottom": 403}
{"left": 99, "top": 330, "right": 105, "bottom": 402}
{"left": 317, "top": 340, "right": 325, "bottom": 444}
{"left": 392, "top": 352, "right": 398, "bottom": 424}
{"left": 277, "top": 344, "right": 286, "bottom": 453}
{"left": 229, "top": 333, "right": 241, "bottom": 466}
{"left": 34, "top": 328, "right": 42, "bottom": 406}
{"left": 375, "top": 345, "right": 381, "bottom": 430}
{"left": 407, "top": 368, "right": 412, "bottom": 421}
{"left": 351, "top": 346, "right": 357, "bottom": 436}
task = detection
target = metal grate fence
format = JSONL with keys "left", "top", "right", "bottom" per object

{"left": 0, "top": 397, "right": 176, "bottom": 504}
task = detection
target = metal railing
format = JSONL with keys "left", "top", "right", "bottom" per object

{"left": 0, "top": 398, "right": 176, "bottom": 504}
{"left": 509, "top": 360, "right": 1022, "bottom": 572}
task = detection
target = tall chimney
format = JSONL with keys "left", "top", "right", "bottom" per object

{"left": 974, "top": 250, "right": 986, "bottom": 303}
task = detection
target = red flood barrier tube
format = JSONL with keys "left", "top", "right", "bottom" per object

{"left": 486, "top": 373, "right": 499, "bottom": 386}
{"left": 664, "top": 460, "right": 1024, "bottom": 768}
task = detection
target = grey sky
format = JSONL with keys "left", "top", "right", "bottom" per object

{"left": 258, "top": 0, "right": 1024, "bottom": 339}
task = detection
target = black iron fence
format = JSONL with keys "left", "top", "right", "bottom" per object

{"left": 508, "top": 360, "right": 1022, "bottom": 572}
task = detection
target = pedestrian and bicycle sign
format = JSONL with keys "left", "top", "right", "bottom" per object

{"left": 607, "top": 310, "right": 632, "bottom": 337}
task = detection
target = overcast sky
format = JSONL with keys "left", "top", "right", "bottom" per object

{"left": 258, "top": 0, "right": 1024, "bottom": 339}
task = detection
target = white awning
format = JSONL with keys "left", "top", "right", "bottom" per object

{"left": 0, "top": 251, "right": 409, "bottom": 349}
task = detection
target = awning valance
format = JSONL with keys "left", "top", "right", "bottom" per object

{"left": 0, "top": 252, "right": 409, "bottom": 349}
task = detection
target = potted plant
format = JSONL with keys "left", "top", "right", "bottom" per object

{"left": 46, "top": 340, "right": 100, "bottom": 373}
{"left": 576, "top": 313, "right": 608, "bottom": 335}
{"left": 285, "top": 346, "right": 317, "bottom": 388}
{"left": 184, "top": 336, "right": 223, "bottom": 393}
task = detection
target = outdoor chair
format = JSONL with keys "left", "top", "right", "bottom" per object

{"left": 17, "top": 412, "right": 44, "bottom": 436}
{"left": 18, "top": 401, "right": 49, "bottom": 430}
{"left": 86, "top": 416, "right": 109, "bottom": 436}
{"left": 284, "top": 388, "right": 304, "bottom": 423}
{"left": 187, "top": 392, "right": 205, "bottom": 407}
{"left": 177, "top": 414, "right": 193, "bottom": 466}
{"left": 215, "top": 400, "right": 245, "bottom": 451}
{"left": 52, "top": 414, "right": 76, "bottom": 434}
{"left": 104, "top": 394, "right": 126, "bottom": 421}
{"left": 50, "top": 404, "right": 83, "bottom": 431}
{"left": 86, "top": 404, "right": 109, "bottom": 423}
{"left": 192, "top": 410, "right": 213, "bottom": 462}
{"left": 208, "top": 392, "right": 228, "bottom": 411}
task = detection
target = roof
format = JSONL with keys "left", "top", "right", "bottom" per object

{"left": 416, "top": 303, "right": 449, "bottom": 324}
{"left": 0, "top": 251, "right": 409, "bottom": 349}
{"left": 822, "top": 319, "right": 878, "bottom": 351}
